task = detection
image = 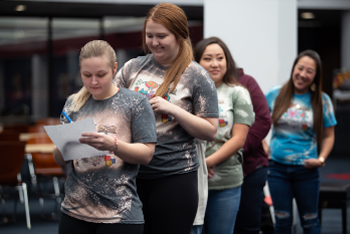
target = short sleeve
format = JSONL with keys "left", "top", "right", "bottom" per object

{"left": 192, "top": 67, "right": 219, "bottom": 118}
{"left": 265, "top": 85, "right": 281, "bottom": 113}
{"left": 60, "top": 97, "right": 74, "bottom": 124}
{"left": 131, "top": 96, "right": 157, "bottom": 144}
{"left": 232, "top": 87, "right": 255, "bottom": 126}
{"left": 322, "top": 93, "right": 337, "bottom": 128}
{"left": 114, "top": 59, "right": 135, "bottom": 88}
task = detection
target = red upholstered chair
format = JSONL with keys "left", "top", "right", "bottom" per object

{"left": 0, "top": 129, "right": 20, "bottom": 141}
{"left": 26, "top": 135, "right": 66, "bottom": 219}
{"left": 0, "top": 141, "right": 31, "bottom": 229}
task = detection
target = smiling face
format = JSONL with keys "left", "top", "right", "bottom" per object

{"left": 199, "top": 43, "right": 227, "bottom": 87}
{"left": 145, "top": 19, "right": 180, "bottom": 66}
{"left": 80, "top": 55, "right": 117, "bottom": 100}
{"left": 292, "top": 56, "right": 317, "bottom": 94}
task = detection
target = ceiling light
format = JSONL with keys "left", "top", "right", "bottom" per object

{"left": 15, "top": 5, "right": 26, "bottom": 12}
{"left": 301, "top": 12, "right": 315, "bottom": 19}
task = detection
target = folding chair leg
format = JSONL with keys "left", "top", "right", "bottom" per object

{"left": 53, "top": 177, "right": 60, "bottom": 197}
{"left": 17, "top": 173, "right": 24, "bottom": 204}
{"left": 21, "top": 183, "right": 31, "bottom": 230}
{"left": 292, "top": 198, "right": 298, "bottom": 234}
{"left": 263, "top": 181, "right": 276, "bottom": 224}
{"left": 13, "top": 196, "right": 18, "bottom": 223}
{"left": 39, "top": 197, "right": 45, "bottom": 217}
{"left": 52, "top": 177, "right": 62, "bottom": 218}
{"left": 1, "top": 198, "right": 6, "bottom": 217}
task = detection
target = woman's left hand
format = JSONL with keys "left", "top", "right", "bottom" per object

{"left": 79, "top": 132, "right": 114, "bottom": 151}
{"left": 149, "top": 96, "right": 174, "bottom": 115}
{"left": 304, "top": 158, "right": 323, "bottom": 168}
{"left": 206, "top": 157, "right": 216, "bottom": 178}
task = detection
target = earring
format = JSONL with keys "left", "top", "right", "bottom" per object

{"left": 310, "top": 83, "right": 316, "bottom": 92}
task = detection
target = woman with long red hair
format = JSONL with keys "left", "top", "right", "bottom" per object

{"left": 115, "top": 3, "right": 219, "bottom": 234}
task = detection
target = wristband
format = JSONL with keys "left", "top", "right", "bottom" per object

{"left": 318, "top": 157, "right": 325, "bottom": 167}
{"left": 109, "top": 136, "right": 118, "bottom": 153}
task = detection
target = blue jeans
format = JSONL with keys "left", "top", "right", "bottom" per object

{"left": 234, "top": 166, "right": 268, "bottom": 234}
{"left": 204, "top": 187, "right": 241, "bottom": 234}
{"left": 268, "top": 160, "right": 321, "bottom": 234}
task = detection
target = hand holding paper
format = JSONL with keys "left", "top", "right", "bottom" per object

{"left": 79, "top": 132, "right": 115, "bottom": 152}
{"left": 44, "top": 118, "right": 109, "bottom": 161}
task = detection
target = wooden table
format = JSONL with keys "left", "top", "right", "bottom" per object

{"left": 20, "top": 132, "right": 48, "bottom": 142}
{"left": 25, "top": 143, "right": 55, "bottom": 154}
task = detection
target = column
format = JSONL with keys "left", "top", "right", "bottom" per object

{"left": 32, "top": 55, "right": 48, "bottom": 118}
{"left": 203, "top": 0, "right": 297, "bottom": 93}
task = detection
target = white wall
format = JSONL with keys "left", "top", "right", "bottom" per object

{"left": 204, "top": 0, "right": 297, "bottom": 93}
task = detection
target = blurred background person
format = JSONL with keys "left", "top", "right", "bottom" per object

{"left": 194, "top": 37, "right": 255, "bottom": 234}
{"left": 264, "top": 49, "right": 337, "bottom": 234}
{"left": 234, "top": 57, "right": 272, "bottom": 234}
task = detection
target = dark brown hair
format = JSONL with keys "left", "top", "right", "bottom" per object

{"left": 193, "top": 37, "right": 238, "bottom": 86}
{"left": 143, "top": 3, "right": 193, "bottom": 97}
{"left": 272, "top": 49, "right": 323, "bottom": 147}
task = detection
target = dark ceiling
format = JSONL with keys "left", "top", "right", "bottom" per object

{"left": 0, "top": 1, "right": 342, "bottom": 26}
{"left": 298, "top": 9, "right": 342, "bottom": 28}
{"left": 0, "top": 0, "right": 204, "bottom": 20}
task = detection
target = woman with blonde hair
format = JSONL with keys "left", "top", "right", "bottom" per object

{"left": 53, "top": 40, "right": 157, "bottom": 234}
{"left": 115, "top": 3, "right": 219, "bottom": 234}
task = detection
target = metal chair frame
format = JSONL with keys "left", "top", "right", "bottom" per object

{"left": 26, "top": 135, "right": 65, "bottom": 219}
{"left": 0, "top": 141, "right": 31, "bottom": 229}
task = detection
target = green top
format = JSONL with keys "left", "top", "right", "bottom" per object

{"left": 206, "top": 83, "right": 255, "bottom": 190}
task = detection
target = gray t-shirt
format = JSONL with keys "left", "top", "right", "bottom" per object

{"left": 60, "top": 88, "right": 157, "bottom": 224}
{"left": 115, "top": 54, "right": 219, "bottom": 179}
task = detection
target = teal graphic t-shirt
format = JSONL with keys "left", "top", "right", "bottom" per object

{"left": 265, "top": 86, "right": 337, "bottom": 165}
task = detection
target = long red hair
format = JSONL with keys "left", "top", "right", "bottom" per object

{"left": 142, "top": 3, "right": 193, "bottom": 97}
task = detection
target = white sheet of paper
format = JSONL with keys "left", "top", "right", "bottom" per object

{"left": 44, "top": 118, "right": 109, "bottom": 161}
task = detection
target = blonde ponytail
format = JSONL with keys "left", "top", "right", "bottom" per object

{"left": 69, "top": 86, "right": 91, "bottom": 112}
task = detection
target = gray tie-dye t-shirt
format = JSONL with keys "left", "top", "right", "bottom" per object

{"left": 206, "top": 83, "right": 255, "bottom": 190}
{"left": 60, "top": 88, "right": 157, "bottom": 224}
{"left": 115, "top": 54, "right": 219, "bottom": 179}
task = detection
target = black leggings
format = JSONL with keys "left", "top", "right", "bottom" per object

{"left": 58, "top": 212, "right": 144, "bottom": 234}
{"left": 136, "top": 171, "right": 198, "bottom": 234}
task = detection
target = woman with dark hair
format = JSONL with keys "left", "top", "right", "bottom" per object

{"left": 194, "top": 37, "right": 255, "bottom": 234}
{"left": 115, "top": 3, "right": 219, "bottom": 234}
{"left": 265, "top": 49, "right": 337, "bottom": 234}
{"left": 194, "top": 36, "right": 272, "bottom": 234}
